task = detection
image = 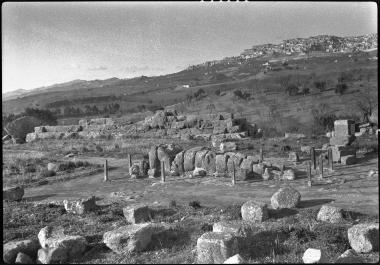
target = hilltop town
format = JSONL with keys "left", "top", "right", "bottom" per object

{"left": 188, "top": 33, "right": 378, "bottom": 69}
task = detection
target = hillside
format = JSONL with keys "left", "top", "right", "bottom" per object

{"left": 2, "top": 50, "right": 378, "bottom": 134}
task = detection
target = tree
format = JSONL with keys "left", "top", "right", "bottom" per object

{"left": 356, "top": 90, "right": 376, "bottom": 123}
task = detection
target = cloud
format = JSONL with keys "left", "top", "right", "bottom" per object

{"left": 87, "top": 65, "right": 108, "bottom": 71}
{"left": 63, "top": 63, "right": 81, "bottom": 70}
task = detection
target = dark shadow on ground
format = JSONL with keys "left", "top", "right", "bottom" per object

{"left": 268, "top": 208, "right": 298, "bottom": 219}
{"left": 23, "top": 194, "right": 57, "bottom": 202}
{"left": 298, "top": 199, "right": 335, "bottom": 208}
{"left": 354, "top": 152, "right": 379, "bottom": 165}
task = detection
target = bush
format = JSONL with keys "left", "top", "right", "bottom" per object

{"left": 335, "top": 83, "right": 348, "bottom": 95}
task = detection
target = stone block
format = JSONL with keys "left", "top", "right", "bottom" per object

{"left": 123, "top": 205, "right": 151, "bottom": 224}
{"left": 317, "top": 205, "right": 344, "bottom": 223}
{"left": 215, "top": 154, "right": 229, "bottom": 175}
{"left": 202, "top": 151, "right": 216, "bottom": 174}
{"left": 241, "top": 201, "right": 269, "bottom": 223}
{"left": 302, "top": 248, "right": 327, "bottom": 263}
{"left": 330, "top": 146, "right": 356, "bottom": 162}
{"left": 271, "top": 187, "right": 301, "bottom": 209}
{"left": 329, "top": 135, "right": 356, "bottom": 146}
{"left": 3, "top": 239, "right": 40, "bottom": 264}
{"left": 334, "top": 119, "right": 356, "bottom": 136}
{"left": 348, "top": 223, "right": 379, "bottom": 253}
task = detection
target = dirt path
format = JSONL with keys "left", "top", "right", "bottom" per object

{"left": 22, "top": 153, "right": 379, "bottom": 216}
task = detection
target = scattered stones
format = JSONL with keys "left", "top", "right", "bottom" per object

{"left": 196, "top": 232, "right": 239, "bottom": 264}
{"left": 302, "top": 248, "right": 327, "bottom": 263}
{"left": 193, "top": 167, "right": 207, "bottom": 177}
{"left": 63, "top": 196, "right": 98, "bottom": 215}
{"left": 3, "top": 186, "right": 24, "bottom": 202}
{"left": 103, "top": 223, "right": 168, "bottom": 254}
{"left": 335, "top": 249, "right": 365, "bottom": 263}
{"left": 270, "top": 187, "right": 301, "bottom": 209}
{"left": 317, "top": 205, "right": 344, "bottom": 223}
{"left": 282, "top": 169, "right": 296, "bottom": 181}
{"left": 223, "top": 254, "right": 246, "bottom": 264}
{"left": 3, "top": 239, "right": 40, "bottom": 264}
{"left": 340, "top": 155, "right": 356, "bottom": 165}
{"left": 347, "top": 223, "right": 379, "bottom": 253}
{"left": 123, "top": 205, "right": 151, "bottom": 224}
{"left": 241, "top": 201, "right": 269, "bottom": 223}
{"left": 288, "top": 152, "right": 299, "bottom": 162}
{"left": 15, "top": 252, "right": 34, "bottom": 264}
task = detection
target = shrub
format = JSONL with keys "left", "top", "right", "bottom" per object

{"left": 335, "top": 83, "right": 348, "bottom": 95}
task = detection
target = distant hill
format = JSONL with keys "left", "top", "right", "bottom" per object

{"left": 2, "top": 89, "right": 29, "bottom": 101}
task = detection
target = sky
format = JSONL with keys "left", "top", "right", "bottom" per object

{"left": 2, "top": 1, "right": 377, "bottom": 93}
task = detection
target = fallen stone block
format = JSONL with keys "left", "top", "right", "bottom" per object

{"left": 271, "top": 187, "right": 301, "bottom": 209}
{"left": 340, "top": 155, "right": 356, "bottom": 165}
{"left": 203, "top": 151, "right": 216, "bottom": 174}
{"left": 123, "top": 205, "right": 151, "bottom": 224}
{"left": 3, "top": 186, "right": 24, "bottom": 202}
{"left": 63, "top": 196, "right": 98, "bottom": 215}
{"left": 103, "top": 223, "right": 168, "bottom": 254}
{"left": 196, "top": 232, "right": 239, "bottom": 264}
{"left": 220, "top": 142, "right": 237, "bottom": 153}
{"left": 193, "top": 167, "right": 207, "bottom": 177}
{"left": 302, "top": 248, "right": 327, "bottom": 263}
{"left": 38, "top": 226, "right": 87, "bottom": 262}
{"left": 47, "top": 162, "right": 59, "bottom": 172}
{"left": 195, "top": 150, "right": 210, "bottom": 168}
{"left": 241, "top": 201, "right": 269, "bottom": 223}
{"left": 213, "top": 220, "right": 248, "bottom": 237}
{"left": 262, "top": 168, "right": 273, "bottom": 180}
{"left": 330, "top": 146, "right": 356, "bottom": 162}
{"left": 282, "top": 169, "right": 296, "bottom": 180}
{"left": 184, "top": 147, "right": 205, "bottom": 172}
{"left": 3, "top": 239, "right": 40, "bottom": 264}
{"left": 252, "top": 163, "right": 265, "bottom": 177}
{"left": 317, "top": 205, "right": 344, "bottom": 223}
{"left": 348, "top": 223, "right": 379, "bottom": 253}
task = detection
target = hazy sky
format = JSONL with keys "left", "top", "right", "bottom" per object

{"left": 2, "top": 2, "right": 377, "bottom": 93}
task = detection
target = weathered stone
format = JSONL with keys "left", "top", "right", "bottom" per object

{"left": 148, "top": 169, "right": 158, "bottom": 178}
{"left": 123, "top": 205, "right": 151, "bottom": 224}
{"left": 129, "top": 164, "right": 140, "bottom": 179}
{"left": 63, "top": 196, "right": 97, "bottom": 215}
{"left": 37, "top": 247, "right": 68, "bottom": 264}
{"left": 329, "top": 135, "right": 356, "bottom": 146}
{"left": 213, "top": 126, "right": 227, "bottom": 135}
{"left": 215, "top": 154, "right": 229, "bottom": 175}
{"left": 348, "top": 223, "right": 379, "bottom": 253}
{"left": 195, "top": 150, "right": 210, "bottom": 168}
{"left": 171, "top": 121, "right": 186, "bottom": 130}
{"left": 171, "top": 151, "right": 185, "bottom": 175}
{"left": 262, "top": 168, "right": 273, "bottom": 180}
{"left": 228, "top": 126, "right": 241, "bottom": 133}
{"left": 237, "top": 158, "right": 254, "bottom": 179}
{"left": 220, "top": 142, "right": 237, "bottom": 153}
{"left": 38, "top": 226, "right": 87, "bottom": 261}
{"left": 284, "top": 133, "right": 306, "bottom": 139}
{"left": 3, "top": 239, "right": 40, "bottom": 264}
{"left": 184, "top": 147, "right": 206, "bottom": 172}
{"left": 226, "top": 154, "right": 244, "bottom": 174}
{"left": 271, "top": 187, "right": 301, "bottom": 209}
{"left": 335, "top": 249, "right": 365, "bottom": 263}
{"left": 89, "top": 117, "right": 114, "bottom": 125}
{"left": 149, "top": 146, "right": 160, "bottom": 176}
{"left": 223, "top": 254, "right": 246, "bottom": 264}
{"left": 3, "top": 186, "right": 24, "bottom": 202}
{"left": 241, "top": 201, "right": 269, "bottom": 223}
{"left": 302, "top": 248, "right": 327, "bottom": 263}
{"left": 42, "top": 125, "right": 83, "bottom": 133}
{"left": 213, "top": 221, "right": 246, "bottom": 237}
{"left": 330, "top": 146, "right": 356, "bottom": 162}
{"left": 334, "top": 120, "right": 356, "bottom": 136}
{"left": 103, "top": 223, "right": 168, "bottom": 254}
{"left": 300, "top": 145, "right": 311, "bottom": 154}
{"left": 196, "top": 232, "right": 239, "bottom": 264}
{"left": 193, "top": 167, "right": 207, "bottom": 177}
{"left": 282, "top": 169, "right": 296, "bottom": 180}
{"left": 252, "top": 163, "right": 265, "bottom": 177}
{"left": 317, "top": 205, "right": 344, "bottom": 223}
{"left": 203, "top": 151, "right": 216, "bottom": 173}
{"left": 341, "top": 155, "right": 356, "bottom": 165}
{"left": 138, "top": 160, "right": 149, "bottom": 177}
{"left": 15, "top": 252, "right": 34, "bottom": 264}
{"left": 288, "top": 152, "right": 299, "bottom": 162}
{"left": 47, "top": 163, "right": 59, "bottom": 172}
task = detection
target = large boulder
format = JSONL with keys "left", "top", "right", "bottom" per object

{"left": 171, "top": 151, "right": 185, "bottom": 175}
{"left": 3, "top": 239, "right": 40, "bottom": 264}
{"left": 317, "top": 205, "right": 344, "bottom": 223}
{"left": 196, "top": 232, "right": 239, "bottom": 264}
{"left": 270, "top": 187, "right": 301, "bottom": 209}
{"left": 347, "top": 223, "right": 379, "bottom": 253}
{"left": 63, "top": 196, "right": 98, "bottom": 215}
{"left": 103, "top": 223, "right": 168, "bottom": 254}
{"left": 123, "top": 205, "right": 151, "bottom": 224}
{"left": 37, "top": 226, "right": 87, "bottom": 263}
{"left": 3, "top": 186, "right": 24, "bottom": 202}
{"left": 241, "top": 201, "right": 269, "bottom": 223}
{"left": 4, "top": 116, "right": 44, "bottom": 143}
